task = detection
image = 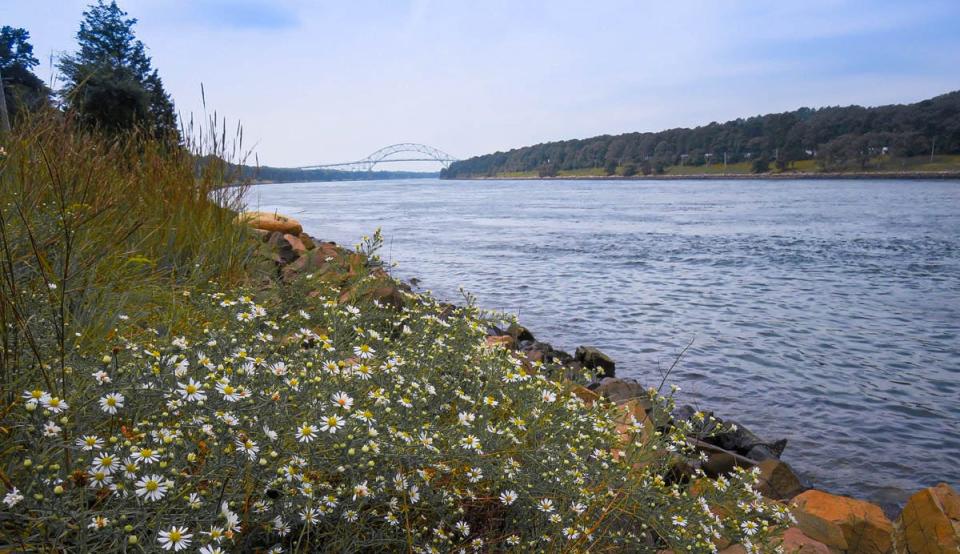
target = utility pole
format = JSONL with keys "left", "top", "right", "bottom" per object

{"left": 0, "top": 67, "right": 11, "bottom": 134}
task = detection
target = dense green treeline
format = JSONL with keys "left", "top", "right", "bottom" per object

{"left": 236, "top": 163, "right": 439, "bottom": 183}
{"left": 442, "top": 91, "right": 960, "bottom": 178}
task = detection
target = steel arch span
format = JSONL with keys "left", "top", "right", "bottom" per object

{"left": 297, "top": 143, "right": 458, "bottom": 172}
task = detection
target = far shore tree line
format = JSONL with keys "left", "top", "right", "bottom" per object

{"left": 442, "top": 91, "right": 960, "bottom": 177}
{"left": 1, "top": 1, "right": 177, "bottom": 140}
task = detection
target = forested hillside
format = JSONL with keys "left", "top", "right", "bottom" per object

{"left": 235, "top": 163, "right": 438, "bottom": 183}
{"left": 442, "top": 91, "right": 960, "bottom": 177}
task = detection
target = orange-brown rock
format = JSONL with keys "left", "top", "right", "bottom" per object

{"left": 370, "top": 283, "right": 405, "bottom": 310}
{"left": 610, "top": 399, "right": 655, "bottom": 463}
{"left": 791, "top": 489, "right": 893, "bottom": 553}
{"left": 718, "top": 545, "right": 746, "bottom": 554}
{"left": 757, "top": 459, "right": 806, "bottom": 500}
{"left": 283, "top": 233, "right": 307, "bottom": 254}
{"left": 485, "top": 335, "right": 515, "bottom": 349}
{"left": 894, "top": 483, "right": 960, "bottom": 554}
{"left": 612, "top": 399, "right": 654, "bottom": 443}
{"left": 237, "top": 211, "right": 303, "bottom": 235}
{"left": 779, "top": 527, "right": 833, "bottom": 554}
{"left": 781, "top": 528, "right": 833, "bottom": 553}
{"left": 568, "top": 383, "right": 600, "bottom": 406}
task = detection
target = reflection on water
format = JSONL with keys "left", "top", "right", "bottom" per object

{"left": 247, "top": 178, "right": 960, "bottom": 503}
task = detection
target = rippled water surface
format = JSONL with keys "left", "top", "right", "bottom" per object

{"left": 247, "top": 178, "right": 960, "bottom": 504}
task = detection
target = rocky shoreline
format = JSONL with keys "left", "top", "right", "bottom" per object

{"left": 240, "top": 209, "right": 960, "bottom": 553}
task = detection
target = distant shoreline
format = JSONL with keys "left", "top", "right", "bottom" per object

{"left": 451, "top": 171, "right": 960, "bottom": 181}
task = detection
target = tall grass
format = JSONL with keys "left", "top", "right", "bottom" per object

{"left": 0, "top": 109, "right": 252, "bottom": 412}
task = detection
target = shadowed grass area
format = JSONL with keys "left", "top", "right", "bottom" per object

{"left": 0, "top": 110, "right": 254, "bottom": 395}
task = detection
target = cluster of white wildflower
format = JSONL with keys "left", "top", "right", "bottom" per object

{"left": 1, "top": 282, "right": 788, "bottom": 551}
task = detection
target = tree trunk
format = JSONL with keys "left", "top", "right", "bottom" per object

{"left": 0, "top": 67, "right": 11, "bottom": 134}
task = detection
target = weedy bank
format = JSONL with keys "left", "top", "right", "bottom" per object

{"left": 0, "top": 114, "right": 790, "bottom": 552}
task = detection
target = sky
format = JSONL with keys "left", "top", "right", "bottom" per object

{"left": 3, "top": 0, "right": 960, "bottom": 168}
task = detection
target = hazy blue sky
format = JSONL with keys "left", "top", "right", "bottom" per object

{"left": 4, "top": 0, "right": 959, "bottom": 167}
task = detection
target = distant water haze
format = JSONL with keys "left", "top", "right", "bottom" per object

{"left": 246, "top": 178, "right": 960, "bottom": 505}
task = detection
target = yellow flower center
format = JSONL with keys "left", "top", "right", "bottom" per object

{"left": 186, "top": 384, "right": 197, "bottom": 394}
{"left": 146, "top": 481, "right": 158, "bottom": 492}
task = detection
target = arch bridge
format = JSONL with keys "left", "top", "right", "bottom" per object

{"left": 296, "top": 143, "right": 458, "bottom": 172}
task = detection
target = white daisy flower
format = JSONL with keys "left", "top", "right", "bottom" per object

{"left": 455, "top": 520, "right": 470, "bottom": 537}
{"left": 215, "top": 380, "right": 241, "bottom": 402}
{"left": 177, "top": 378, "right": 206, "bottom": 402}
{"left": 23, "top": 389, "right": 50, "bottom": 406}
{"left": 235, "top": 438, "right": 259, "bottom": 460}
{"left": 42, "top": 396, "right": 69, "bottom": 413}
{"left": 331, "top": 391, "right": 353, "bottom": 411}
{"left": 353, "top": 344, "right": 375, "bottom": 359}
{"left": 460, "top": 435, "right": 482, "bottom": 452}
{"left": 92, "top": 453, "right": 120, "bottom": 475}
{"left": 295, "top": 423, "right": 318, "bottom": 443}
{"left": 132, "top": 447, "right": 159, "bottom": 464}
{"left": 76, "top": 435, "right": 104, "bottom": 451}
{"left": 157, "top": 526, "right": 192, "bottom": 551}
{"left": 99, "top": 392, "right": 124, "bottom": 414}
{"left": 135, "top": 474, "right": 168, "bottom": 501}
{"left": 319, "top": 414, "right": 345, "bottom": 434}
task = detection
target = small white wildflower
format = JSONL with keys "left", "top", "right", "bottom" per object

{"left": 99, "top": 392, "right": 125, "bottom": 414}
{"left": 157, "top": 526, "right": 192, "bottom": 551}
{"left": 3, "top": 487, "right": 24, "bottom": 508}
{"left": 135, "top": 474, "right": 169, "bottom": 502}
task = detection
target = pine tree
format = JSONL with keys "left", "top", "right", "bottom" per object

{"left": 0, "top": 26, "right": 50, "bottom": 126}
{"left": 59, "top": 1, "right": 178, "bottom": 140}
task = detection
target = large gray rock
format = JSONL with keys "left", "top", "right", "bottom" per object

{"left": 706, "top": 420, "right": 787, "bottom": 461}
{"left": 506, "top": 322, "right": 535, "bottom": 344}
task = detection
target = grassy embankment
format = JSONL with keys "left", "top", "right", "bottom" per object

{"left": 488, "top": 155, "right": 960, "bottom": 179}
{"left": 0, "top": 113, "right": 790, "bottom": 551}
